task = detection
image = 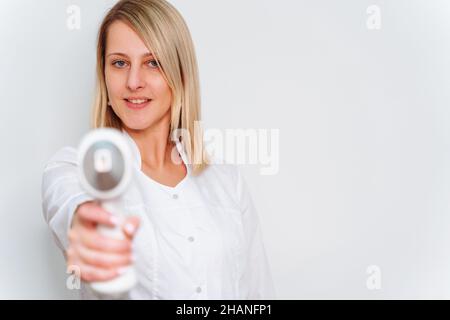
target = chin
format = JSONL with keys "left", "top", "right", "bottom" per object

{"left": 117, "top": 107, "right": 170, "bottom": 132}
{"left": 122, "top": 121, "right": 151, "bottom": 131}
{"left": 120, "top": 115, "right": 156, "bottom": 131}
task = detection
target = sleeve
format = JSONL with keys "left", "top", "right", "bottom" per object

{"left": 41, "top": 146, "right": 95, "bottom": 254}
{"left": 235, "top": 166, "right": 276, "bottom": 299}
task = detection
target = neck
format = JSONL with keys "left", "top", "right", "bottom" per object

{"left": 123, "top": 112, "right": 175, "bottom": 170}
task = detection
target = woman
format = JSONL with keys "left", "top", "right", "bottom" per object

{"left": 41, "top": 0, "right": 274, "bottom": 299}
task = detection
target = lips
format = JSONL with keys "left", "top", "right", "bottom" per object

{"left": 124, "top": 98, "right": 151, "bottom": 110}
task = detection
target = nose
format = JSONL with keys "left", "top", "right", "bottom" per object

{"left": 126, "top": 64, "right": 145, "bottom": 91}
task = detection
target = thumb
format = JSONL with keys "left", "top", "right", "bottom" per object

{"left": 122, "top": 216, "right": 141, "bottom": 239}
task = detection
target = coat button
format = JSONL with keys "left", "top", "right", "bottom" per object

{"left": 188, "top": 236, "right": 195, "bottom": 242}
{"left": 172, "top": 194, "right": 178, "bottom": 199}
{"left": 196, "top": 286, "right": 202, "bottom": 293}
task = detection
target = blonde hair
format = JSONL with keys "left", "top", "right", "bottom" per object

{"left": 91, "top": 0, "right": 209, "bottom": 175}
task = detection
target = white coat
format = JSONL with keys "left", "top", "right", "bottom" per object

{"left": 41, "top": 130, "right": 275, "bottom": 299}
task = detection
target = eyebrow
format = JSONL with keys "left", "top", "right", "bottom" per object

{"left": 106, "top": 52, "right": 154, "bottom": 58}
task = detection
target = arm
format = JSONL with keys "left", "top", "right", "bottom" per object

{"left": 41, "top": 146, "right": 139, "bottom": 300}
{"left": 41, "top": 146, "right": 94, "bottom": 253}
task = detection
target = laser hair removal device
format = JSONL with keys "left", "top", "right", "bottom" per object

{"left": 77, "top": 128, "right": 137, "bottom": 296}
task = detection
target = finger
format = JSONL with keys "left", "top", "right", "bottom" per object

{"left": 76, "top": 202, "right": 120, "bottom": 227}
{"left": 79, "top": 227, "right": 132, "bottom": 253}
{"left": 74, "top": 242, "right": 133, "bottom": 269}
{"left": 122, "top": 216, "right": 141, "bottom": 239}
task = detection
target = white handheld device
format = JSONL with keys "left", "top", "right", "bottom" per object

{"left": 77, "top": 128, "right": 137, "bottom": 296}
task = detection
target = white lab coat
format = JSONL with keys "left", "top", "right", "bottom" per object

{"left": 41, "top": 130, "right": 275, "bottom": 299}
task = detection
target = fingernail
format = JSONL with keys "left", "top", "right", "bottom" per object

{"left": 124, "top": 223, "right": 135, "bottom": 235}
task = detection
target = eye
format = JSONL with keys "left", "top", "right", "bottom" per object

{"left": 147, "top": 59, "right": 159, "bottom": 68}
{"left": 112, "top": 60, "right": 128, "bottom": 68}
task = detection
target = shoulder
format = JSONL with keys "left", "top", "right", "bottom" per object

{"left": 198, "top": 161, "right": 241, "bottom": 187}
{"left": 44, "top": 146, "right": 78, "bottom": 171}
{"left": 41, "top": 146, "right": 81, "bottom": 198}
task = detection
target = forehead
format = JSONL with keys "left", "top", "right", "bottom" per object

{"left": 106, "top": 20, "right": 151, "bottom": 55}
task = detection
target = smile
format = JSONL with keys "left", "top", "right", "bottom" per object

{"left": 124, "top": 98, "right": 151, "bottom": 109}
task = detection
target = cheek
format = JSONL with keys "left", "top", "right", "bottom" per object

{"left": 105, "top": 69, "right": 123, "bottom": 97}
{"left": 152, "top": 76, "right": 172, "bottom": 104}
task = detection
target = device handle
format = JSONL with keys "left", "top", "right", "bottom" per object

{"left": 90, "top": 198, "right": 137, "bottom": 296}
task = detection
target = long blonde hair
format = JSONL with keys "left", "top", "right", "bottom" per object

{"left": 91, "top": 0, "right": 209, "bottom": 176}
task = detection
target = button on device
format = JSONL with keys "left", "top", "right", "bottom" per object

{"left": 172, "top": 194, "right": 178, "bottom": 199}
{"left": 196, "top": 286, "right": 202, "bottom": 293}
{"left": 188, "top": 236, "right": 195, "bottom": 242}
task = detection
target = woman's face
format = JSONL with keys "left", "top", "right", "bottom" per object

{"left": 104, "top": 20, "right": 172, "bottom": 130}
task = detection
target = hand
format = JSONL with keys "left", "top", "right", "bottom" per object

{"left": 66, "top": 201, "right": 140, "bottom": 283}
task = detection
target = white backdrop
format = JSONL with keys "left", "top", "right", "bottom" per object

{"left": 1, "top": 0, "right": 449, "bottom": 299}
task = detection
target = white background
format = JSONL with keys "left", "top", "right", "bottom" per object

{"left": 1, "top": 0, "right": 449, "bottom": 299}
